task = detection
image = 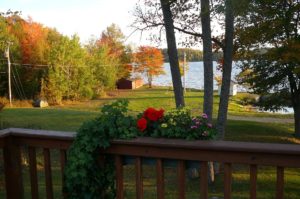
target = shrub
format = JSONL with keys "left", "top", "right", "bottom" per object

{"left": 235, "top": 93, "right": 258, "bottom": 106}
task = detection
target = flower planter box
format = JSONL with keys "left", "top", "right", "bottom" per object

{"left": 123, "top": 156, "right": 200, "bottom": 169}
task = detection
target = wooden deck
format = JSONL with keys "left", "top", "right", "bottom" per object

{"left": 0, "top": 128, "right": 300, "bottom": 199}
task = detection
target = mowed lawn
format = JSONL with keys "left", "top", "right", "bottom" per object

{"left": 0, "top": 87, "right": 299, "bottom": 199}
{"left": 0, "top": 87, "right": 297, "bottom": 144}
{"left": 0, "top": 87, "right": 294, "bottom": 132}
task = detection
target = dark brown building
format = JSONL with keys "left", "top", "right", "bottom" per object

{"left": 116, "top": 78, "right": 144, "bottom": 89}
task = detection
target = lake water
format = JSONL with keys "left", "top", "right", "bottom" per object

{"left": 149, "top": 61, "right": 240, "bottom": 90}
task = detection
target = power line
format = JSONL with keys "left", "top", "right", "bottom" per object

{"left": 21, "top": 63, "right": 49, "bottom": 67}
{"left": 13, "top": 65, "right": 26, "bottom": 99}
{"left": 10, "top": 64, "right": 48, "bottom": 71}
{"left": 12, "top": 70, "right": 23, "bottom": 100}
{"left": 11, "top": 63, "right": 49, "bottom": 69}
{"left": 10, "top": 61, "right": 165, "bottom": 69}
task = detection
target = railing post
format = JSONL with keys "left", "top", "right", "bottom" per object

{"left": 3, "top": 136, "right": 24, "bottom": 199}
{"left": 224, "top": 163, "right": 232, "bottom": 199}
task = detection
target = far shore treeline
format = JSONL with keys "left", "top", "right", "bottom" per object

{"left": 161, "top": 48, "right": 222, "bottom": 62}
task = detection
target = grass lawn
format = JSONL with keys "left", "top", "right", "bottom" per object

{"left": 0, "top": 87, "right": 299, "bottom": 198}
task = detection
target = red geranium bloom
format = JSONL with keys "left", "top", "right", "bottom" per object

{"left": 137, "top": 118, "right": 147, "bottom": 132}
{"left": 143, "top": 107, "right": 158, "bottom": 121}
{"left": 143, "top": 107, "right": 164, "bottom": 121}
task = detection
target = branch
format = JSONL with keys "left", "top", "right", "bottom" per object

{"left": 133, "top": 20, "right": 225, "bottom": 49}
{"left": 132, "top": 3, "right": 224, "bottom": 49}
{"left": 173, "top": 26, "right": 225, "bottom": 49}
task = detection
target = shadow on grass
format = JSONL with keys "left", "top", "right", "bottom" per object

{"left": 225, "top": 120, "right": 296, "bottom": 144}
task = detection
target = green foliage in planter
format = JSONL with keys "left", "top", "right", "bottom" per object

{"left": 64, "top": 100, "right": 217, "bottom": 198}
{"left": 64, "top": 100, "right": 138, "bottom": 198}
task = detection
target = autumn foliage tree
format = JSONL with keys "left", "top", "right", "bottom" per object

{"left": 135, "top": 46, "right": 164, "bottom": 88}
{"left": 19, "top": 17, "right": 49, "bottom": 64}
{"left": 4, "top": 16, "right": 50, "bottom": 98}
{"left": 98, "top": 24, "right": 133, "bottom": 79}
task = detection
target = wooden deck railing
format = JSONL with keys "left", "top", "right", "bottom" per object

{"left": 0, "top": 128, "right": 300, "bottom": 199}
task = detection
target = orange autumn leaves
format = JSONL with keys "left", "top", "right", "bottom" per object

{"left": 134, "top": 46, "right": 164, "bottom": 87}
{"left": 7, "top": 16, "right": 49, "bottom": 65}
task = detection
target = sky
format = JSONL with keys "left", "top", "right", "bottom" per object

{"left": 0, "top": 0, "right": 153, "bottom": 46}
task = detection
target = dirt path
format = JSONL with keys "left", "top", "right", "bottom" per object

{"left": 228, "top": 115, "right": 294, "bottom": 123}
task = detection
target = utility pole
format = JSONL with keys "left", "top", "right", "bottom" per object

{"left": 4, "top": 41, "right": 12, "bottom": 107}
{"left": 183, "top": 51, "right": 186, "bottom": 93}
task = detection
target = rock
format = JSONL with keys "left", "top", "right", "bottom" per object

{"left": 33, "top": 99, "right": 49, "bottom": 108}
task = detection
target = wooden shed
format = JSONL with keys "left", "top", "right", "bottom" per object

{"left": 116, "top": 78, "right": 144, "bottom": 89}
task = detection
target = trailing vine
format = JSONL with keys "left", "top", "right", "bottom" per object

{"left": 64, "top": 100, "right": 216, "bottom": 198}
{"left": 64, "top": 100, "right": 138, "bottom": 198}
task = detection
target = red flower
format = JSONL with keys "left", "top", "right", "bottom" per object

{"left": 143, "top": 107, "right": 158, "bottom": 121}
{"left": 143, "top": 107, "right": 164, "bottom": 121}
{"left": 157, "top": 109, "right": 164, "bottom": 119}
{"left": 137, "top": 118, "right": 147, "bottom": 132}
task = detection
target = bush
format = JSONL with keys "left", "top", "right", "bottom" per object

{"left": 235, "top": 93, "right": 258, "bottom": 106}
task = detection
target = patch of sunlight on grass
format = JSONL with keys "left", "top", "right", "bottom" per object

{"left": 282, "top": 137, "right": 300, "bottom": 144}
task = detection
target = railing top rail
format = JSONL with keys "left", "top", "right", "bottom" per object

{"left": 0, "top": 128, "right": 76, "bottom": 140}
{"left": 111, "top": 137, "right": 300, "bottom": 155}
{"left": 0, "top": 128, "right": 299, "bottom": 155}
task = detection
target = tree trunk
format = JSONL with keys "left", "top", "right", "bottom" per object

{"left": 148, "top": 74, "right": 153, "bottom": 88}
{"left": 217, "top": 0, "right": 234, "bottom": 139}
{"left": 201, "top": 0, "right": 214, "bottom": 123}
{"left": 293, "top": 103, "right": 300, "bottom": 138}
{"left": 160, "top": 0, "right": 185, "bottom": 108}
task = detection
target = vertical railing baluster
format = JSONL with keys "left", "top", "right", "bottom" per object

{"left": 135, "top": 157, "right": 143, "bottom": 199}
{"left": 156, "top": 158, "right": 164, "bottom": 199}
{"left": 178, "top": 160, "right": 185, "bottom": 199}
{"left": 115, "top": 155, "right": 124, "bottom": 199}
{"left": 276, "top": 166, "right": 284, "bottom": 199}
{"left": 28, "top": 147, "right": 39, "bottom": 199}
{"left": 224, "top": 163, "right": 232, "bottom": 199}
{"left": 3, "top": 137, "right": 24, "bottom": 198}
{"left": 43, "top": 148, "right": 53, "bottom": 199}
{"left": 200, "top": 161, "right": 208, "bottom": 199}
{"left": 60, "top": 149, "right": 67, "bottom": 199}
{"left": 250, "top": 164, "right": 257, "bottom": 199}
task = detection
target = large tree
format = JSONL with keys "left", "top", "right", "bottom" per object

{"left": 236, "top": 0, "right": 300, "bottom": 137}
{"left": 86, "top": 38, "right": 120, "bottom": 97}
{"left": 44, "top": 34, "right": 93, "bottom": 104}
{"left": 160, "top": 0, "right": 185, "bottom": 107}
{"left": 99, "top": 24, "right": 133, "bottom": 79}
{"left": 201, "top": 0, "right": 214, "bottom": 123}
{"left": 216, "top": 0, "right": 235, "bottom": 139}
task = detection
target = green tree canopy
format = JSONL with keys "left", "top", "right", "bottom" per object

{"left": 236, "top": 0, "right": 300, "bottom": 137}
